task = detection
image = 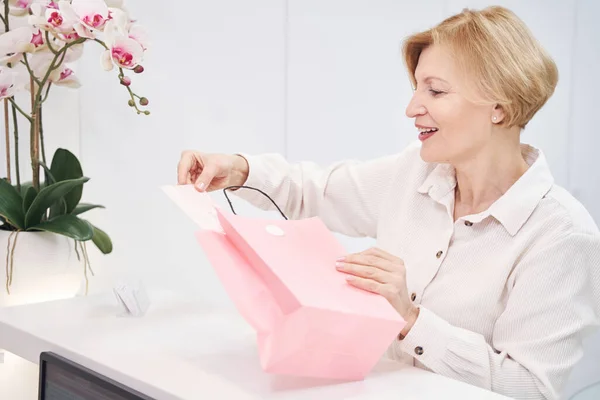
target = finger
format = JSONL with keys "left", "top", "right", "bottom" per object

{"left": 188, "top": 163, "right": 201, "bottom": 185}
{"left": 345, "top": 276, "right": 399, "bottom": 302}
{"left": 345, "top": 275, "right": 384, "bottom": 295}
{"left": 335, "top": 261, "right": 392, "bottom": 283}
{"left": 194, "top": 157, "right": 218, "bottom": 192}
{"left": 177, "top": 152, "right": 196, "bottom": 185}
{"left": 339, "top": 253, "right": 395, "bottom": 272}
{"left": 360, "top": 247, "right": 403, "bottom": 263}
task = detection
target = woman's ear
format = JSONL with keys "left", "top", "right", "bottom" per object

{"left": 491, "top": 104, "right": 505, "bottom": 124}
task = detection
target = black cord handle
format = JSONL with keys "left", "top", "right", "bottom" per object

{"left": 222, "top": 185, "right": 288, "bottom": 220}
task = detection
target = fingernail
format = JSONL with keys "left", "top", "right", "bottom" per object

{"left": 336, "top": 256, "right": 345, "bottom": 261}
{"left": 196, "top": 182, "right": 205, "bottom": 191}
{"left": 335, "top": 261, "right": 344, "bottom": 269}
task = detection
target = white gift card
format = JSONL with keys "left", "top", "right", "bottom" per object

{"left": 161, "top": 185, "right": 224, "bottom": 233}
{"left": 113, "top": 281, "right": 150, "bottom": 317}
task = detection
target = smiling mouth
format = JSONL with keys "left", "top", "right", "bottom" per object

{"left": 418, "top": 127, "right": 438, "bottom": 140}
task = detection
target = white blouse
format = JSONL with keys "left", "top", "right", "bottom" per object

{"left": 234, "top": 141, "right": 600, "bottom": 400}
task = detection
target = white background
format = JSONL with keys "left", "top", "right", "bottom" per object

{"left": 1, "top": 0, "right": 599, "bottom": 398}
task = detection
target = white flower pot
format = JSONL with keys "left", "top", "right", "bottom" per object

{"left": 0, "top": 230, "right": 85, "bottom": 308}
{"left": 0, "top": 230, "right": 87, "bottom": 398}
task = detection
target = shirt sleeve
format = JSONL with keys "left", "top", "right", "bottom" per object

{"left": 392, "top": 231, "right": 600, "bottom": 400}
{"left": 232, "top": 142, "right": 421, "bottom": 238}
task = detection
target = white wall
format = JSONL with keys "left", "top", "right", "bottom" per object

{"left": 70, "top": 0, "right": 598, "bottom": 398}
{"left": 562, "top": 1, "right": 600, "bottom": 396}
{"left": 76, "top": 0, "right": 286, "bottom": 308}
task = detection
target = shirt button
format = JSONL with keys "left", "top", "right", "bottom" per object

{"left": 411, "top": 292, "right": 417, "bottom": 301}
{"left": 436, "top": 250, "right": 443, "bottom": 258}
{"left": 414, "top": 346, "right": 424, "bottom": 355}
{"left": 464, "top": 220, "right": 473, "bottom": 226}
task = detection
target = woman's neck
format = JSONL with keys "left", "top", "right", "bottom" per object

{"left": 453, "top": 135, "right": 529, "bottom": 220}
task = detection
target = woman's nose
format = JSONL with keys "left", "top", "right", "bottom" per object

{"left": 406, "top": 93, "right": 426, "bottom": 118}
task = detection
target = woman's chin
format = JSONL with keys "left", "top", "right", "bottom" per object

{"left": 419, "top": 145, "right": 444, "bottom": 164}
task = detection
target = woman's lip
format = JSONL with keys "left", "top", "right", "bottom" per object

{"left": 418, "top": 130, "right": 437, "bottom": 141}
{"left": 415, "top": 124, "right": 438, "bottom": 129}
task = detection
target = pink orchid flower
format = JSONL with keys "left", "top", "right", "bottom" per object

{"left": 29, "top": 2, "right": 76, "bottom": 35}
{"left": 7, "top": 0, "right": 34, "bottom": 16}
{"left": 103, "top": 7, "right": 149, "bottom": 51}
{"left": 49, "top": 66, "right": 81, "bottom": 88}
{"left": 31, "top": 29, "right": 44, "bottom": 48}
{"left": 0, "top": 66, "right": 21, "bottom": 99}
{"left": 101, "top": 19, "right": 143, "bottom": 70}
{"left": 27, "top": 45, "right": 83, "bottom": 81}
{"left": 28, "top": 50, "right": 81, "bottom": 89}
{"left": 126, "top": 23, "right": 149, "bottom": 51}
{"left": 0, "top": 26, "right": 38, "bottom": 65}
{"left": 59, "top": 0, "right": 109, "bottom": 38}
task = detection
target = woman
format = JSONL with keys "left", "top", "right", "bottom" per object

{"left": 177, "top": 6, "right": 600, "bottom": 400}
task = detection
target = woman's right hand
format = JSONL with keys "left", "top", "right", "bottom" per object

{"left": 177, "top": 151, "right": 249, "bottom": 192}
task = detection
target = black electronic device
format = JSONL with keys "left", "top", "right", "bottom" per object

{"left": 39, "top": 351, "right": 154, "bottom": 400}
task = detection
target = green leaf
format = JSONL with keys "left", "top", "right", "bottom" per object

{"left": 23, "top": 186, "right": 37, "bottom": 215}
{"left": 72, "top": 203, "right": 105, "bottom": 216}
{"left": 50, "top": 198, "right": 68, "bottom": 219}
{"left": 90, "top": 223, "right": 112, "bottom": 254}
{"left": 30, "top": 214, "right": 93, "bottom": 241}
{"left": 38, "top": 161, "right": 57, "bottom": 184}
{"left": 19, "top": 181, "right": 33, "bottom": 198}
{"left": 39, "top": 161, "right": 66, "bottom": 219}
{"left": 0, "top": 178, "right": 25, "bottom": 229}
{"left": 50, "top": 149, "right": 84, "bottom": 214}
{"left": 24, "top": 177, "right": 89, "bottom": 228}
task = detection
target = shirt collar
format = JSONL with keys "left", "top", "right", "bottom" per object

{"left": 417, "top": 144, "right": 554, "bottom": 236}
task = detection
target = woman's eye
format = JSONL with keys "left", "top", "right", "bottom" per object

{"left": 429, "top": 89, "right": 444, "bottom": 96}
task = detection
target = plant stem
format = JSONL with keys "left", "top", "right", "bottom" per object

{"left": 42, "top": 82, "right": 52, "bottom": 103}
{"left": 39, "top": 105, "right": 46, "bottom": 164}
{"left": 30, "top": 75, "right": 40, "bottom": 191}
{"left": 118, "top": 68, "right": 145, "bottom": 114}
{"left": 7, "top": 98, "right": 32, "bottom": 122}
{"left": 3, "top": 0, "right": 8, "bottom": 31}
{"left": 93, "top": 38, "right": 108, "bottom": 49}
{"left": 11, "top": 102, "right": 20, "bottom": 191}
{"left": 3, "top": 99, "right": 10, "bottom": 183}
{"left": 38, "top": 104, "right": 48, "bottom": 186}
{"left": 45, "top": 30, "right": 58, "bottom": 55}
{"left": 34, "top": 38, "right": 85, "bottom": 115}
{"left": 22, "top": 54, "right": 42, "bottom": 86}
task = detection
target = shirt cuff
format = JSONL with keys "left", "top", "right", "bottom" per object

{"left": 231, "top": 153, "right": 272, "bottom": 207}
{"left": 395, "top": 306, "right": 453, "bottom": 367}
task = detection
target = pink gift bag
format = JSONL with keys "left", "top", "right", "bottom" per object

{"left": 195, "top": 187, "right": 406, "bottom": 381}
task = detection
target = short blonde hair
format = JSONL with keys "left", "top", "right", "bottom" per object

{"left": 402, "top": 6, "right": 558, "bottom": 128}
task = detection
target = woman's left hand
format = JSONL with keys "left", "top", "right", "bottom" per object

{"left": 336, "top": 247, "right": 420, "bottom": 335}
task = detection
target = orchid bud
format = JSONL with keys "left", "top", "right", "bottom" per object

{"left": 128, "top": 99, "right": 135, "bottom": 107}
{"left": 120, "top": 76, "right": 131, "bottom": 86}
{"left": 144, "top": 111, "right": 150, "bottom": 115}
{"left": 133, "top": 65, "right": 144, "bottom": 73}
{"left": 139, "top": 97, "right": 149, "bottom": 106}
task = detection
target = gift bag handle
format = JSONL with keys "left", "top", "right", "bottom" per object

{"left": 223, "top": 185, "right": 288, "bottom": 220}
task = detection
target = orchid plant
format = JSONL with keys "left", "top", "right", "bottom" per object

{"left": 0, "top": 0, "right": 149, "bottom": 294}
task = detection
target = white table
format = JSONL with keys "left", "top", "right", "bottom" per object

{"left": 0, "top": 289, "right": 511, "bottom": 399}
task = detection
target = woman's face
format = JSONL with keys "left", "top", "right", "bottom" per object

{"left": 405, "top": 45, "right": 497, "bottom": 165}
